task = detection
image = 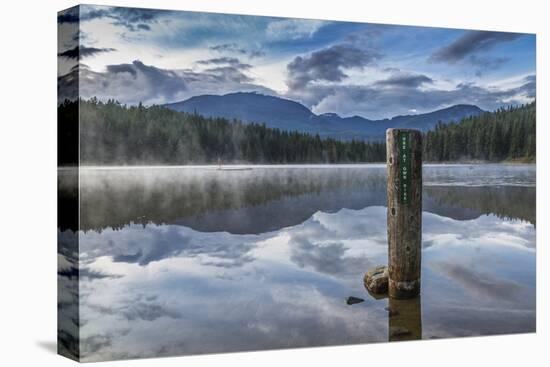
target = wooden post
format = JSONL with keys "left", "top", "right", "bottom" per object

{"left": 388, "top": 296, "right": 422, "bottom": 341}
{"left": 386, "top": 129, "right": 422, "bottom": 299}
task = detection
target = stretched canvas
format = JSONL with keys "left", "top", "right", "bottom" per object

{"left": 58, "top": 4, "right": 536, "bottom": 362}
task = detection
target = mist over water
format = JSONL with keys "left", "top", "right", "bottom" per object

{"left": 57, "top": 164, "right": 536, "bottom": 361}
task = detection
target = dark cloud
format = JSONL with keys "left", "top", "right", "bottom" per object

{"left": 109, "top": 7, "right": 166, "bottom": 32}
{"left": 209, "top": 43, "right": 265, "bottom": 58}
{"left": 197, "top": 57, "right": 240, "bottom": 65}
{"left": 286, "top": 44, "right": 382, "bottom": 89}
{"left": 106, "top": 63, "right": 138, "bottom": 77}
{"left": 430, "top": 30, "right": 522, "bottom": 63}
{"left": 58, "top": 46, "right": 116, "bottom": 60}
{"left": 81, "top": 335, "right": 112, "bottom": 355}
{"left": 195, "top": 57, "right": 253, "bottom": 83}
{"left": 196, "top": 57, "right": 252, "bottom": 69}
{"left": 61, "top": 59, "right": 272, "bottom": 105}
{"left": 80, "top": 268, "right": 122, "bottom": 280}
{"left": 374, "top": 73, "right": 433, "bottom": 88}
{"left": 70, "top": 60, "right": 187, "bottom": 105}
{"left": 58, "top": 9, "right": 79, "bottom": 24}
{"left": 110, "top": 7, "right": 163, "bottom": 23}
{"left": 203, "top": 66, "right": 253, "bottom": 83}
{"left": 469, "top": 55, "right": 510, "bottom": 76}
{"left": 58, "top": 8, "right": 111, "bottom": 24}
{"left": 80, "top": 8, "right": 112, "bottom": 22}
{"left": 383, "top": 67, "right": 401, "bottom": 73}
{"left": 121, "top": 302, "right": 181, "bottom": 321}
{"left": 58, "top": 6, "right": 163, "bottom": 32}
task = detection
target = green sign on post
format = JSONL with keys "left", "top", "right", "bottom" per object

{"left": 399, "top": 131, "right": 411, "bottom": 204}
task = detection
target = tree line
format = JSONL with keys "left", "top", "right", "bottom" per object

{"left": 60, "top": 98, "right": 386, "bottom": 165}
{"left": 423, "top": 102, "right": 535, "bottom": 162}
{"left": 58, "top": 98, "right": 535, "bottom": 165}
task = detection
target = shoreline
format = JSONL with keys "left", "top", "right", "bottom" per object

{"left": 57, "top": 161, "right": 536, "bottom": 170}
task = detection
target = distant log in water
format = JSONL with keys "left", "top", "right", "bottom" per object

{"left": 386, "top": 129, "right": 422, "bottom": 299}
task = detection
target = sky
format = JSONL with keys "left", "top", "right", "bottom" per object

{"left": 58, "top": 5, "right": 536, "bottom": 120}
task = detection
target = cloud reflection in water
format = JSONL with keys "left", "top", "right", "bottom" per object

{"left": 77, "top": 204, "right": 535, "bottom": 361}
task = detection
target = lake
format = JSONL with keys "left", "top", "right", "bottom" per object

{"left": 57, "top": 164, "right": 536, "bottom": 361}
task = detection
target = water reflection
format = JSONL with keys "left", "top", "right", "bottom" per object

{"left": 57, "top": 168, "right": 79, "bottom": 360}
{"left": 65, "top": 164, "right": 535, "bottom": 234}
{"left": 57, "top": 164, "right": 536, "bottom": 361}
{"left": 388, "top": 297, "right": 422, "bottom": 341}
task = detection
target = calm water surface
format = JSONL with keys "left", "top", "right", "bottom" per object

{"left": 58, "top": 164, "right": 536, "bottom": 361}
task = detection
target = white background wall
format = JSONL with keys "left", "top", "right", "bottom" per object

{"left": 0, "top": 0, "right": 547, "bottom": 365}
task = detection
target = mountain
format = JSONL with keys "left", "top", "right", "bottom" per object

{"left": 164, "top": 92, "right": 484, "bottom": 141}
{"left": 382, "top": 104, "right": 486, "bottom": 131}
{"left": 165, "top": 93, "right": 318, "bottom": 133}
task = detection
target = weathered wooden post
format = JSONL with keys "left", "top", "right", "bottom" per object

{"left": 386, "top": 129, "right": 422, "bottom": 299}
{"left": 388, "top": 296, "right": 422, "bottom": 341}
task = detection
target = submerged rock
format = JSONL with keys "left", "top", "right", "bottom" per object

{"left": 346, "top": 296, "right": 365, "bottom": 305}
{"left": 364, "top": 265, "right": 389, "bottom": 294}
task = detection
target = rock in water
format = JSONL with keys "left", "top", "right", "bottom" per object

{"left": 364, "top": 265, "right": 389, "bottom": 294}
{"left": 346, "top": 296, "right": 365, "bottom": 305}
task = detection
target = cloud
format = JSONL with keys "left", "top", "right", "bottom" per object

{"left": 469, "top": 55, "right": 510, "bottom": 76}
{"left": 58, "top": 7, "right": 111, "bottom": 24}
{"left": 431, "top": 261, "right": 524, "bottom": 301}
{"left": 121, "top": 302, "right": 181, "bottom": 321}
{"left": 105, "top": 63, "right": 138, "bottom": 77}
{"left": 59, "top": 59, "right": 273, "bottom": 105}
{"left": 518, "top": 74, "right": 536, "bottom": 98}
{"left": 286, "top": 44, "right": 382, "bottom": 89}
{"left": 290, "top": 235, "right": 374, "bottom": 277}
{"left": 430, "top": 30, "right": 522, "bottom": 63}
{"left": 373, "top": 73, "right": 434, "bottom": 88}
{"left": 523, "top": 74, "right": 535, "bottom": 83}
{"left": 58, "top": 7, "right": 80, "bottom": 24}
{"left": 80, "top": 222, "right": 260, "bottom": 268}
{"left": 58, "top": 46, "right": 116, "bottom": 60}
{"left": 196, "top": 57, "right": 252, "bottom": 69}
{"left": 209, "top": 43, "right": 265, "bottom": 58}
{"left": 81, "top": 334, "right": 112, "bottom": 355}
{"left": 58, "top": 5, "right": 164, "bottom": 32}
{"left": 109, "top": 7, "right": 166, "bottom": 32}
{"left": 80, "top": 8, "right": 112, "bottom": 22}
{"left": 195, "top": 57, "right": 253, "bottom": 83}
{"left": 80, "top": 268, "right": 122, "bottom": 280}
{"left": 344, "top": 25, "right": 386, "bottom": 46}
{"left": 202, "top": 66, "right": 253, "bottom": 83}
{"left": 294, "top": 76, "right": 536, "bottom": 119}
{"left": 266, "top": 19, "right": 326, "bottom": 41}
{"left": 74, "top": 201, "right": 534, "bottom": 361}
{"left": 61, "top": 60, "right": 188, "bottom": 105}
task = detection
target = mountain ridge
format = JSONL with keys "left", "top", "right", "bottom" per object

{"left": 164, "top": 92, "right": 484, "bottom": 141}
